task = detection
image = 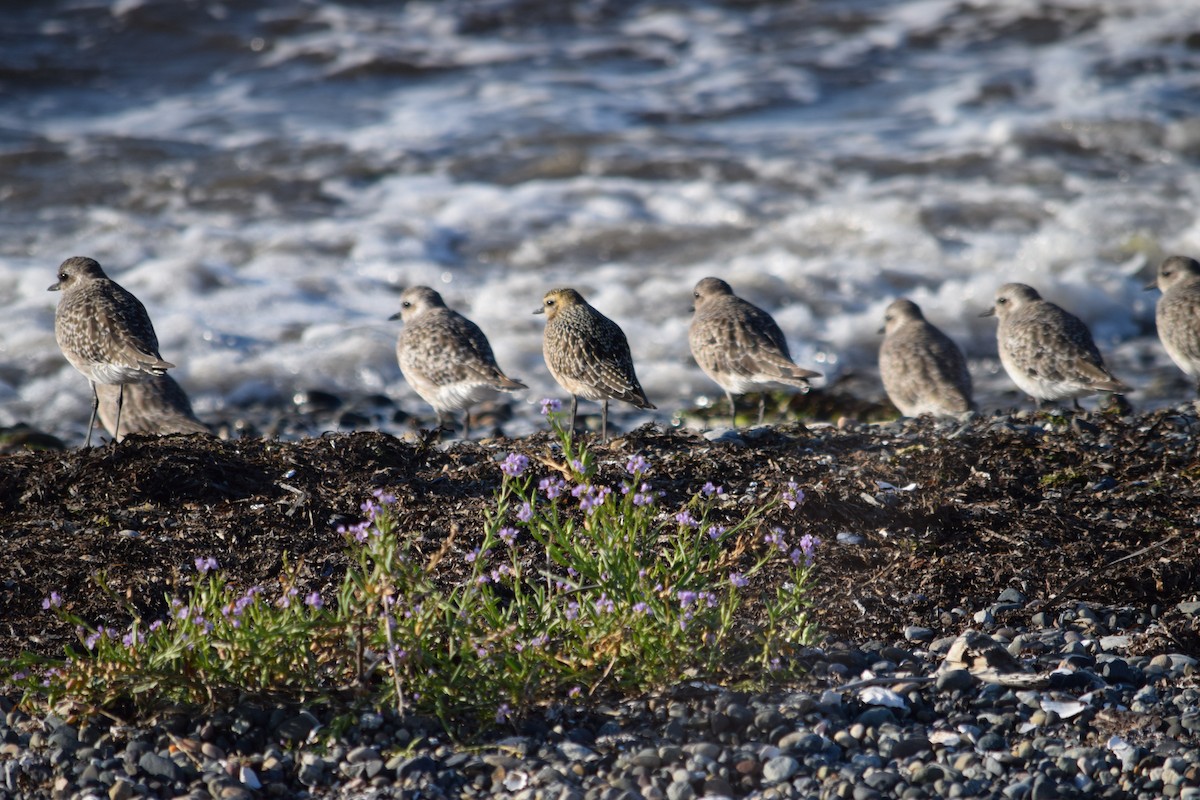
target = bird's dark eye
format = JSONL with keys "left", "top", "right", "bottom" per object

{"left": 997, "top": 297, "right": 1007, "bottom": 305}
{"left": 58, "top": 272, "right": 68, "bottom": 282}
{"left": 402, "top": 301, "right": 411, "bottom": 308}
{"left": 694, "top": 291, "right": 701, "bottom": 299}
{"left": 546, "top": 299, "right": 555, "bottom": 307}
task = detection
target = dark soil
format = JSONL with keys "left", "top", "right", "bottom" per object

{"left": 2, "top": 410, "right": 1199, "bottom": 667}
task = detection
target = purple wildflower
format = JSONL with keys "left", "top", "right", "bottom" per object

{"left": 626, "top": 455, "right": 650, "bottom": 476}
{"left": 729, "top": 573, "right": 749, "bottom": 589}
{"left": 632, "top": 601, "right": 649, "bottom": 615}
{"left": 677, "top": 590, "right": 698, "bottom": 608}
{"left": 501, "top": 453, "right": 529, "bottom": 478}
{"left": 702, "top": 482, "right": 723, "bottom": 497}
{"left": 675, "top": 510, "right": 698, "bottom": 529}
{"left": 360, "top": 498, "right": 383, "bottom": 519}
{"left": 707, "top": 524, "right": 727, "bottom": 540}
{"left": 305, "top": 591, "right": 323, "bottom": 609}
{"left": 338, "top": 519, "right": 372, "bottom": 543}
{"left": 593, "top": 594, "right": 615, "bottom": 614}
{"left": 565, "top": 601, "right": 580, "bottom": 621}
{"left": 232, "top": 588, "right": 261, "bottom": 617}
{"left": 577, "top": 484, "right": 611, "bottom": 514}
{"left": 764, "top": 527, "right": 787, "bottom": 551}
{"left": 540, "top": 477, "right": 566, "bottom": 499}
{"left": 194, "top": 556, "right": 218, "bottom": 575}
{"left": 516, "top": 502, "right": 533, "bottom": 523}
{"left": 498, "top": 527, "right": 518, "bottom": 546}
{"left": 371, "top": 488, "right": 397, "bottom": 505}
{"left": 540, "top": 398, "right": 562, "bottom": 415}
{"left": 780, "top": 481, "right": 804, "bottom": 510}
{"left": 465, "top": 547, "right": 481, "bottom": 564}
{"left": 793, "top": 533, "right": 820, "bottom": 567}
{"left": 633, "top": 483, "right": 656, "bottom": 507}
{"left": 496, "top": 703, "right": 513, "bottom": 723}
{"left": 84, "top": 628, "right": 106, "bottom": 650}
{"left": 42, "top": 592, "right": 62, "bottom": 610}
{"left": 276, "top": 587, "right": 300, "bottom": 609}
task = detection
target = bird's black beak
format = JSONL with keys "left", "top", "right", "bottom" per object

{"left": 533, "top": 307, "right": 544, "bottom": 315}
{"left": 388, "top": 311, "right": 401, "bottom": 321}
{"left": 48, "top": 282, "right": 61, "bottom": 292}
{"left": 979, "top": 307, "right": 996, "bottom": 318}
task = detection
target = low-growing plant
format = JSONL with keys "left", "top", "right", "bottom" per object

{"left": 5, "top": 403, "right": 820, "bottom": 729}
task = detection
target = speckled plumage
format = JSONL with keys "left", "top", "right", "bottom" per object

{"left": 1149, "top": 255, "right": 1200, "bottom": 396}
{"left": 391, "top": 286, "right": 526, "bottom": 438}
{"left": 535, "top": 287, "right": 654, "bottom": 439}
{"left": 97, "top": 375, "right": 210, "bottom": 442}
{"left": 879, "top": 299, "right": 974, "bottom": 417}
{"left": 49, "top": 256, "right": 174, "bottom": 446}
{"left": 688, "top": 277, "right": 821, "bottom": 427}
{"left": 983, "top": 282, "right": 1128, "bottom": 406}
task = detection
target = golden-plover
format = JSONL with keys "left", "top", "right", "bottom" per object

{"left": 688, "top": 277, "right": 820, "bottom": 427}
{"left": 49, "top": 256, "right": 175, "bottom": 447}
{"left": 535, "top": 287, "right": 654, "bottom": 439}
{"left": 879, "top": 298, "right": 974, "bottom": 417}
{"left": 391, "top": 286, "right": 526, "bottom": 438}
{"left": 1147, "top": 255, "right": 1200, "bottom": 397}
{"left": 97, "top": 374, "right": 210, "bottom": 441}
{"left": 982, "top": 282, "right": 1128, "bottom": 408}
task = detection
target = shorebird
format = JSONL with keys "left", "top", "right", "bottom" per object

{"left": 1146, "top": 255, "right": 1200, "bottom": 397}
{"left": 49, "top": 256, "right": 175, "bottom": 447}
{"left": 391, "top": 286, "right": 526, "bottom": 438}
{"left": 982, "top": 282, "right": 1129, "bottom": 408}
{"left": 879, "top": 298, "right": 974, "bottom": 417}
{"left": 688, "top": 277, "right": 820, "bottom": 427}
{"left": 535, "top": 287, "right": 654, "bottom": 440}
{"left": 96, "top": 374, "right": 210, "bottom": 441}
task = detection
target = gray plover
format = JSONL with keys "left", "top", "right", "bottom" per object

{"left": 981, "top": 282, "right": 1129, "bottom": 408}
{"left": 1147, "top": 255, "right": 1200, "bottom": 396}
{"left": 879, "top": 298, "right": 974, "bottom": 417}
{"left": 97, "top": 374, "right": 210, "bottom": 441}
{"left": 688, "top": 277, "right": 821, "bottom": 428}
{"left": 49, "top": 256, "right": 175, "bottom": 447}
{"left": 535, "top": 287, "right": 655, "bottom": 439}
{"left": 390, "top": 286, "right": 526, "bottom": 438}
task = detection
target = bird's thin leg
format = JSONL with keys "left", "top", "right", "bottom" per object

{"left": 463, "top": 410, "right": 472, "bottom": 440}
{"left": 601, "top": 400, "right": 609, "bottom": 442}
{"left": 569, "top": 395, "right": 579, "bottom": 433}
{"left": 113, "top": 384, "right": 126, "bottom": 443}
{"left": 726, "top": 391, "right": 737, "bottom": 430}
{"left": 757, "top": 393, "right": 766, "bottom": 426}
{"left": 85, "top": 381, "right": 99, "bottom": 448}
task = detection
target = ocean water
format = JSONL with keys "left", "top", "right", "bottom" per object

{"left": 3, "top": 0, "right": 1200, "bottom": 440}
